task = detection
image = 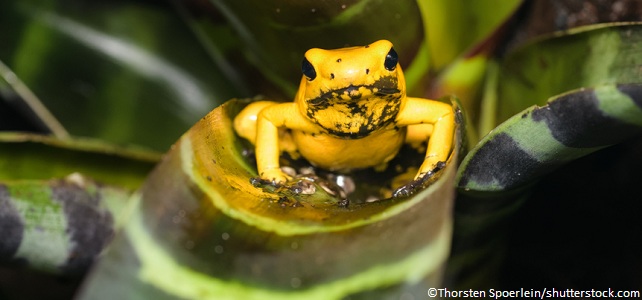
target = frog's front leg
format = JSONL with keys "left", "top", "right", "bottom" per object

{"left": 396, "top": 97, "right": 454, "bottom": 179}
{"left": 254, "top": 103, "right": 319, "bottom": 183}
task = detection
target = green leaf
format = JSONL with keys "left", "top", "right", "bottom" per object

{"left": 0, "top": 176, "right": 131, "bottom": 275}
{"left": 417, "top": 0, "right": 521, "bottom": 133}
{"left": 0, "top": 132, "right": 159, "bottom": 190}
{"left": 78, "top": 96, "right": 465, "bottom": 299}
{"left": 0, "top": 132, "right": 153, "bottom": 274}
{"left": 0, "top": 1, "right": 247, "bottom": 150}
{"left": 447, "top": 23, "right": 642, "bottom": 289}
{"left": 458, "top": 24, "right": 642, "bottom": 192}
{"left": 429, "top": 55, "right": 489, "bottom": 143}
{"left": 497, "top": 23, "right": 642, "bottom": 125}
{"left": 448, "top": 84, "right": 642, "bottom": 288}
{"left": 417, "top": 0, "right": 522, "bottom": 71}
{"left": 457, "top": 84, "right": 642, "bottom": 192}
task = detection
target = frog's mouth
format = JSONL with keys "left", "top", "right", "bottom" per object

{"left": 305, "top": 78, "right": 403, "bottom": 139}
{"left": 308, "top": 86, "right": 401, "bottom": 107}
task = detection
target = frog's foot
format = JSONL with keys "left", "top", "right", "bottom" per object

{"left": 251, "top": 169, "right": 350, "bottom": 208}
{"left": 392, "top": 161, "right": 446, "bottom": 198}
{"left": 250, "top": 169, "right": 290, "bottom": 193}
{"left": 256, "top": 168, "right": 292, "bottom": 186}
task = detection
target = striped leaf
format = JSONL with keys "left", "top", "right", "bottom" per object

{"left": 78, "top": 96, "right": 465, "bottom": 299}
{"left": 447, "top": 23, "right": 642, "bottom": 289}
{"left": 447, "top": 84, "right": 642, "bottom": 288}
{"left": 459, "top": 23, "right": 642, "bottom": 191}
{"left": 0, "top": 133, "right": 157, "bottom": 275}
{"left": 0, "top": 176, "right": 130, "bottom": 275}
{"left": 457, "top": 84, "right": 642, "bottom": 192}
{"left": 496, "top": 23, "right": 642, "bottom": 126}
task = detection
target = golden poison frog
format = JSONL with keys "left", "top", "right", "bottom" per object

{"left": 234, "top": 40, "right": 454, "bottom": 189}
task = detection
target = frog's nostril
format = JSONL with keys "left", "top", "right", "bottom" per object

{"left": 366, "top": 68, "right": 370, "bottom": 75}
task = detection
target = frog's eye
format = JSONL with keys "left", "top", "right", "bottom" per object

{"left": 384, "top": 47, "right": 398, "bottom": 71}
{"left": 302, "top": 57, "right": 317, "bottom": 81}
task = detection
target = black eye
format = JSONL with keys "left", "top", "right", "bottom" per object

{"left": 384, "top": 47, "right": 398, "bottom": 71}
{"left": 302, "top": 57, "right": 316, "bottom": 80}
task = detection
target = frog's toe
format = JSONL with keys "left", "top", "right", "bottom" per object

{"left": 414, "top": 161, "right": 446, "bottom": 180}
{"left": 393, "top": 161, "right": 446, "bottom": 198}
{"left": 259, "top": 169, "right": 292, "bottom": 184}
{"left": 392, "top": 183, "right": 415, "bottom": 198}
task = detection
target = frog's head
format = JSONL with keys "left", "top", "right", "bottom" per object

{"left": 295, "top": 40, "right": 406, "bottom": 139}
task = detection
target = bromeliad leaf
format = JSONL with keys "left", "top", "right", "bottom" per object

{"left": 77, "top": 96, "right": 465, "bottom": 299}
{"left": 0, "top": 133, "right": 157, "bottom": 275}
{"left": 496, "top": 23, "right": 642, "bottom": 125}
{"left": 0, "top": 132, "right": 160, "bottom": 190}
{"left": 447, "top": 23, "right": 642, "bottom": 290}
{"left": 0, "top": 175, "right": 131, "bottom": 275}
{"left": 456, "top": 84, "right": 642, "bottom": 192}
{"left": 417, "top": 0, "right": 522, "bottom": 71}
{"left": 458, "top": 23, "right": 642, "bottom": 192}
{"left": 417, "top": 0, "right": 521, "bottom": 137}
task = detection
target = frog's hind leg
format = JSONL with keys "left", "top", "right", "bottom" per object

{"left": 233, "top": 101, "right": 279, "bottom": 144}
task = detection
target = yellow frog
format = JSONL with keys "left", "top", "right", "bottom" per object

{"left": 233, "top": 40, "right": 454, "bottom": 186}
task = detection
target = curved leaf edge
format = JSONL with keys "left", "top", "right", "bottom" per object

{"left": 0, "top": 132, "right": 162, "bottom": 163}
{"left": 184, "top": 95, "right": 466, "bottom": 236}
{"left": 503, "top": 21, "right": 642, "bottom": 60}
{"left": 455, "top": 83, "right": 642, "bottom": 192}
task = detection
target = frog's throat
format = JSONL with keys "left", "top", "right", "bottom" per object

{"left": 304, "top": 83, "right": 403, "bottom": 139}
